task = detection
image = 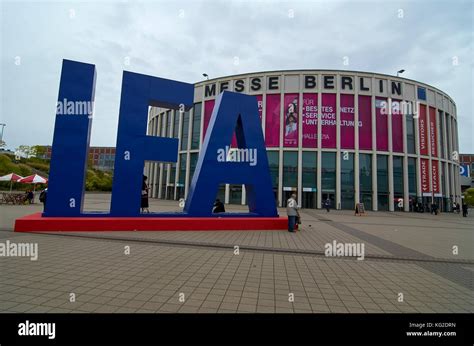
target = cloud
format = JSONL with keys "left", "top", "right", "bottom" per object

{"left": 1, "top": 0, "right": 472, "bottom": 152}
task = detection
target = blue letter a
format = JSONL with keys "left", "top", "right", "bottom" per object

{"left": 184, "top": 91, "right": 278, "bottom": 217}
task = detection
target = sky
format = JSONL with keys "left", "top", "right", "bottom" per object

{"left": 1, "top": 0, "right": 472, "bottom": 152}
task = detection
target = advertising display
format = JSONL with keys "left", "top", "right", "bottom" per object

{"left": 392, "top": 99, "right": 403, "bottom": 152}
{"left": 432, "top": 160, "right": 440, "bottom": 194}
{"left": 340, "top": 94, "right": 355, "bottom": 149}
{"left": 302, "top": 93, "right": 318, "bottom": 148}
{"left": 376, "top": 98, "right": 388, "bottom": 151}
{"left": 283, "top": 94, "right": 299, "bottom": 147}
{"left": 321, "top": 93, "right": 336, "bottom": 148}
{"left": 419, "top": 104, "right": 428, "bottom": 156}
{"left": 429, "top": 106, "right": 438, "bottom": 157}
{"left": 420, "top": 158, "right": 431, "bottom": 194}
{"left": 265, "top": 94, "right": 281, "bottom": 147}
{"left": 358, "top": 95, "right": 372, "bottom": 150}
{"left": 203, "top": 99, "right": 215, "bottom": 140}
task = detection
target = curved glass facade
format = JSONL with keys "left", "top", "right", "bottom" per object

{"left": 146, "top": 70, "right": 460, "bottom": 211}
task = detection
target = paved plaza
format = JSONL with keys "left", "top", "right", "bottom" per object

{"left": 0, "top": 193, "right": 472, "bottom": 313}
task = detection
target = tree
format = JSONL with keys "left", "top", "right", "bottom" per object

{"left": 463, "top": 188, "right": 474, "bottom": 207}
{"left": 15, "top": 145, "right": 36, "bottom": 158}
{"left": 32, "top": 145, "right": 46, "bottom": 158}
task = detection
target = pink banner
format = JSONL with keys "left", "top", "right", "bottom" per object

{"left": 429, "top": 106, "right": 438, "bottom": 157}
{"left": 420, "top": 158, "right": 431, "bottom": 193}
{"left": 419, "top": 104, "right": 428, "bottom": 156}
{"left": 340, "top": 94, "right": 355, "bottom": 149}
{"left": 265, "top": 94, "right": 280, "bottom": 147}
{"left": 302, "top": 93, "right": 318, "bottom": 148}
{"left": 231, "top": 95, "right": 263, "bottom": 148}
{"left": 432, "top": 160, "right": 439, "bottom": 193}
{"left": 321, "top": 93, "right": 336, "bottom": 148}
{"left": 358, "top": 95, "right": 372, "bottom": 150}
{"left": 283, "top": 94, "right": 299, "bottom": 147}
{"left": 376, "top": 98, "right": 388, "bottom": 151}
{"left": 392, "top": 99, "right": 403, "bottom": 152}
{"left": 203, "top": 99, "right": 215, "bottom": 141}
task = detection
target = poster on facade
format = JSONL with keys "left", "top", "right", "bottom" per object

{"left": 429, "top": 106, "right": 438, "bottom": 157}
{"left": 283, "top": 94, "right": 299, "bottom": 147}
{"left": 431, "top": 160, "right": 440, "bottom": 194}
{"left": 376, "top": 98, "right": 388, "bottom": 151}
{"left": 418, "top": 104, "right": 428, "bottom": 156}
{"left": 203, "top": 99, "right": 215, "bottom": 141}
{"left": 265, "top": 94, "right": 281, "bottom": 147}
{"left": 321, "top": 93, "right": 336, "bottom": 148}
{"left": 392, "top": 99, "right": 404, "bottom": 152}
{"left": 358, "top": 95, "right": 372, "bottom": 150}
{"left": 340, "top": 94, "right": 355, "bottom": 149}
{"left": 420, "top": 158, "right": 431, "bottom": 194}
{"left": 302, "top": 93, "right": 318, "bottom": 148}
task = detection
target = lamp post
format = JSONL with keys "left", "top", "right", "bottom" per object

{"left": 202, "top": 73, "right": 209, "bottom": 80}
{"left": 397, "top": 69, "right": 405, "bottom": 77}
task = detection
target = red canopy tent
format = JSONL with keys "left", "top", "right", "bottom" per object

{"left": 18, "top": 174, "right": 48, "bottom": 192}
{"left": 0, "top": 173, "right": 24, "bottom": 191}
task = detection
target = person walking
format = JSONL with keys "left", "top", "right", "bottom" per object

{"left": 141, "top": 175, "right": 150, "bottom": 213}
{"left": 324, "top": 198, "right": 331, "bottom": 212}
{"left": 462, "top": 203, "right": 468, "bottom": 217}
{"left": 286, "top": 194, "right": 300, "bottom": 233}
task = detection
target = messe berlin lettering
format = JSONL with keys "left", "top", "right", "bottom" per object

{"left": 204, "top": 75, "right": 403, "bottom": 97}
{"left": 44, "top": 60, "right": 277, "bottom": 218}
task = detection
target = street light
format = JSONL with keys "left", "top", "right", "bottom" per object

{"left": 202, "top": 73, "right": 209, "bottom": 80}
{"left": 397, "top": 69, "right": 405, "bottom": 77}
{"left": 0, "top": 123, "right": 6, "bottom": 142}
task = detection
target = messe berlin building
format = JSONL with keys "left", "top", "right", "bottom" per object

{"left": 145, "top": 70, "right": 461, "bottom": 212}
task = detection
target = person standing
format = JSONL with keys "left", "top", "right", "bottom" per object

{"left": 462, "top": 203, "right": 468, "bottom": 217}
{"left": 39, "top": 187, "right": 48, "bottom": 211}
{"left": 213, "top": 199, "right": 225, "bottom": 213}
{"left": 141, "top": 175, "right": 150, "bottom": 213}
{"left": 286, "top": 194, "right": 299, "bottom": 233}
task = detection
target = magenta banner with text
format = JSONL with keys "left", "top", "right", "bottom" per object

{"left": 283, "top": 94, "right": 299, "bottom": 147}
{"left": 429, "top": 106, "right": 438, "bottom": 157}
{"left": 265, "top": 94, "right": 281, "bottom": 147}
{"left": 392, "top": 99, "right": 404, "bottom": 152}
{"left": 376, "top": 98, "right": 388, "bottom": 151}
{"left": 321, "top": 93, "right": 336, "bottom": 148}
{"left": 340, "top": 94, "right": 355, "bottom": 149}
{"left": 419, "top": 104, "right": 428, "bottom": 156}
{"left": 203, "top": 99, "right": 215, "bottom": 141}
{"left": 302, "top": 93, "right": 318, "bottom": 148}
{"left": 358, "top": 95, "right": 372, "bottom": 150}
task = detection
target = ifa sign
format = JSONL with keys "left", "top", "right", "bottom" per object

{"left": 45, "top": 60, "right": 277, "bottom": 218}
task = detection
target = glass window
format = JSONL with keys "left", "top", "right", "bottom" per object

{"left": 267, "top": 151, "right": 279, "bottom": 204}
{"left": 189, "top": 153, "right": 198, "bottom": 183}
{"left": 377, "top": 155, "right": 389, "bottom": 211}
{"left": 162, "top": 112, "right": 168, "bottom": 137}
{"left": 181, "top": 111, "right": 189, "bottom": 150}
{"left": 173, "top": 111, "right": 180, "bottom": 138}
{"left": 406, "top": 111, "right": 415, "bottom": 154}
{"left": 283, "top": 151, "right": 298, "bottom": 188}
{"left": 359, "top": 153, "right": 372, "bottom": 210}
{"left": 178, "top": 153, "right": 187, "bottom": 185}
{"left": 302, "top": 152, "right": 317, "bottom": 209}
{"left": 408, "top": 157, "right": 416, "bottom": 196}
{"left": 393, "top": 156, "right": 404, "bottom": 196}
{"left": 341, "top": 153, "right": 354, "bottom": 209}
{"left": 191, "top": 103, "right": 202, "bottom": 149}
{"left": 321, "top": 152, "right": 336, "bottom": 192}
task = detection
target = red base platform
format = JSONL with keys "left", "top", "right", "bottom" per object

{"left": 14, "top": 213, "right": 288, "bottom": 232}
